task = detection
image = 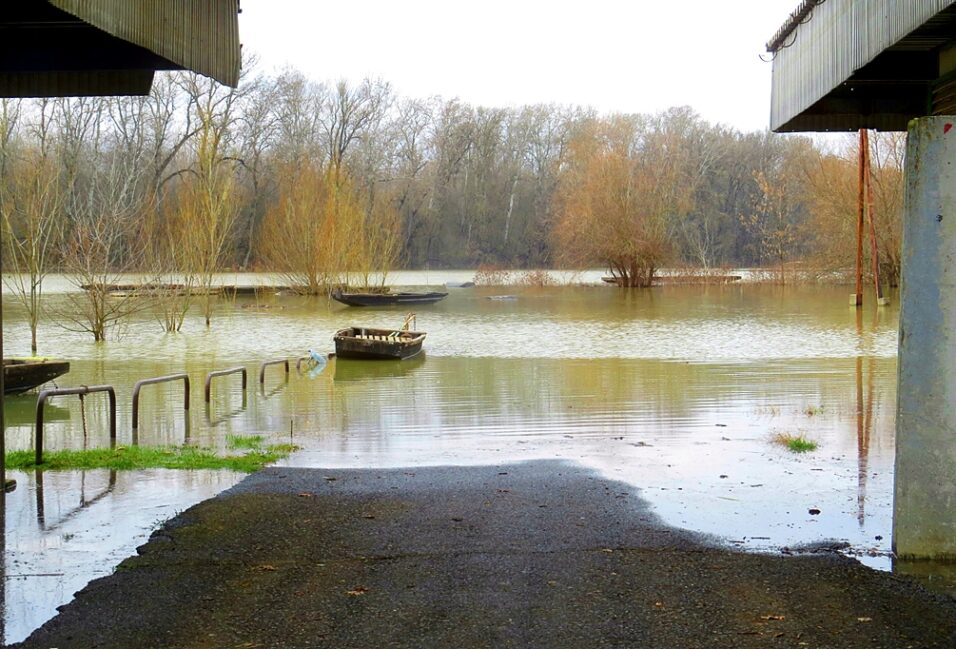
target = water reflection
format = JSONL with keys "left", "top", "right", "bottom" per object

{"left": 3, "top": 469, "right": 244, "bottom": 645}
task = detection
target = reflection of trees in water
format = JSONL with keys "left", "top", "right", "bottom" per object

{"left": 305, "top": 356, "right": 896, "bottom": 452}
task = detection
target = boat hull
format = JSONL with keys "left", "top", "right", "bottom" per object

{"left": 332, "top": 292, "right": 447, "bottom": 307}
{"left": 333, "top": 327, "right": 426, "bottom": 360}
{"left": 3, "top": 359, "right": 71, "bottom": 395}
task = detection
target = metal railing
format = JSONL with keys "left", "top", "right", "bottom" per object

{"left": 35, "top": 385, "right": 116, "bottom": 465}
{"left": 259, "top": 358, "right": 289, "bottom": 386}
{"left": 204, "top": 366, "right": 247, "bottom": 403}
{"left": 131, "top": 374, "right": 190, "bottom": 431}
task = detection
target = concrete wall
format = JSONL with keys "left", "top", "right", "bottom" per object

{"left": 894, "top": 115, "right": 956, "bottom": 559}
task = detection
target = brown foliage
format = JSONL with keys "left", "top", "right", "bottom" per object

{"left": 257, "top": 160, "right": 402, "bottom": 294}
{"left": 552, "top": 114, "right": 694, "bottom": 287}
{"left": 800, "top": 133, "right": 903, "bottom": 286}
{"left": 473, "top": 265, "right": 513, "bottom": 286}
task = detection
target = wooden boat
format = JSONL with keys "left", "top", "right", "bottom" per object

{"left": 331, "top": 291, "right": 447, "bottom": 307}
{"left": 3, "top": 358, "right": 70, "bottom": 395}
{"left": 333, "top": 327, "right": 426, "bottom": 360}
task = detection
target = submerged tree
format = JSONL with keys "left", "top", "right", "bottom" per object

{"left": 258, "top": 160, "right": 356, "bottom": 294}
{"left": 175, "top": 72, "right": 245, "bottom": 327}
{"left": 553, "top": 113, "right": 696, "bottom": 287}
{"left": 0, "top": 101, "right": 62, "bottom": 354}
{"left": 740, "top": 138, "right": 813, "bottom": 283}
{"left": 59, "top": 138, "right": 148, "bottom": 341}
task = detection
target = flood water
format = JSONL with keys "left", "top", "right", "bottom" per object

{"left": 1, "top": 272, "right": 911, "bottom": 642}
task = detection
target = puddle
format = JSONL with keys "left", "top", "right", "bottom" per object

{"left": 2, "top": 469, "right": 243, "bottom": 645}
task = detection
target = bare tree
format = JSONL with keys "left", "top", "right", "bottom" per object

{"left": 174, "top": 72, "right": 245, "bottom": 327}
{"left": 1, "top": 100, "right": 64, "bottom": 354}
{"left": 235, "top": 68, "right": 279, "bottom": 268}
{"left": 554, "top": 113, "right": 696, "bottom": 287}
{"left": 59, "top": 131, "right": 149, "bottom": 341}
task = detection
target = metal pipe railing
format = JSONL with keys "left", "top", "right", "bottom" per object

{"left": 259, "top": 358, "right": 289, "bottom": 385}
{"left": 204, "top": 367, "right": 247, "bottom": 403}
{"left": 295, "top": 355, "right": 312, "bottom": 372}
{"left": 35, "top": 385, "right": 116, "bottom": 465}
{"left": 131, "top": 374, "right": 190, "bottom": 431}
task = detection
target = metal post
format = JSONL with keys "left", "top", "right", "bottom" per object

{"left": 35, "top": 385, "right": 117, "bottom": 465}
{"left": 259, "top": 358, "right": 289, "bottom": 385}
{"left": 851, "top": 128, "right": 865, "bottom": 307}
{"left": 204, "top": 367, "right": 247, "bottom": 403}
{"left": 131, "top": 373, "right": 191, "bottom": 431}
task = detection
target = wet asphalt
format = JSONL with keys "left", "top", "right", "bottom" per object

{"left": 11, "top": 461, "right": 956, "bottom": 648}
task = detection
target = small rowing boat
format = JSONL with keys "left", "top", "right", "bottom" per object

{"left": 331, "top": 291, "right": 447, "bottom": 307}
{"left": 333, "top": 327, "right": 426, "bottom": 360}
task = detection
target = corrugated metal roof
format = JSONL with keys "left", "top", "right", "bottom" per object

{"left": 0, "top": 70, "right": 154, "bottom": 97}
{"left": 769, "top": 0, "right": 956, "bottom": 132}
{"left": 49, "top": 0, "right": 240, "bottom": 87}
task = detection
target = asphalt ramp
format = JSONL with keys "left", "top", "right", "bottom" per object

{"left": 13, "top": 462, "right": 956, "bottom": 648}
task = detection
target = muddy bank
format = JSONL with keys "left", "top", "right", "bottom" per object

{"left": 13, "top": 462, "right": 956, "bottom": 648}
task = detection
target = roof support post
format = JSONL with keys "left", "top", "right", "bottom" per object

{"left": 893, "top": 115, "right": 956, "bottom": 559}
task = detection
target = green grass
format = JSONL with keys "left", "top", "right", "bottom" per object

{"left": 772, "top": 433, "right": 818, "bottom": 453}
{"left": 226, "top": 434, "right": 265, "bottom": 450}
{"left": 6, "top": 443, "right": 299, "bottom": 473}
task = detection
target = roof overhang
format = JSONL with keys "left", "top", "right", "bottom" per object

{"left": 769, "top": 0, "right": 956, "bottom": 132}
{"left": 0, "top": 0, "right": 240, "bottom": 98}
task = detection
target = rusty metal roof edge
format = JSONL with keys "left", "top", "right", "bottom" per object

{"left": 767, "top": 0, "right": 827, "bottom": 53}
{"left": 48, "top": 0, "right": 240, "bottom": 87}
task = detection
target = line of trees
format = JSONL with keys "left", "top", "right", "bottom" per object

{"left": 0, "top": 58, "right": 905, "bottom": 345}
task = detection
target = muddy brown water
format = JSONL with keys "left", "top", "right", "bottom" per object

{"left": 2, "top": 272, "right": 929, "bottom": 643}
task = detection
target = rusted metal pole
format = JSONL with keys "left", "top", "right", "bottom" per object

{"left": 204, "top": 367, "right": 247, "bottom": 403}
{"left": 131, "top": 373, "right": 191, "bottom": 431}
{"left": 852, "top": 128, "right": 865, "bottom": 307}
{"left": 862, "top": 130, "right": 888, "bottom": 306}
{"left": 259, "top": 358, "right": 289, "bottom": 385}
{"left": 35, "top": 385, "right": 117, "bottom": 465}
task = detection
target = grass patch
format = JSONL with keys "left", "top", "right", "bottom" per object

{"left": 6, "top": 443, "right": 299, "bottom": 473}
{"left": 227, "top": 434, "right": 265, "bottom": 450}
{"left": 803, "top": 405, "right": 824, "bottom": 416}
{"left": 772, "top": 433, "right": 818, "bottom": 453}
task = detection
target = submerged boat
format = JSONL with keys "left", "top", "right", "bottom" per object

{"left": 333, "top": 327, "right": 426, "bottom": 360}
{"left": 331, "top": 291, "right": 447, "bottom": 307}
{"left": 3, "top": 358, "right": 70, "bottom": 395}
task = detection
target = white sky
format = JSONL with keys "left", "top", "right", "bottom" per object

{"left": 239, "top": 0, "right": 802, "bottom": 133}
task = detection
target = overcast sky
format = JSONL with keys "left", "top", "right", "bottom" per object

{"left": 239, "top": 0, "right": 802, "bottom": 133}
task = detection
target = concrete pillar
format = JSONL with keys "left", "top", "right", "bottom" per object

{"left": 894, "top": 116, "right": 956, "bottom": 559}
